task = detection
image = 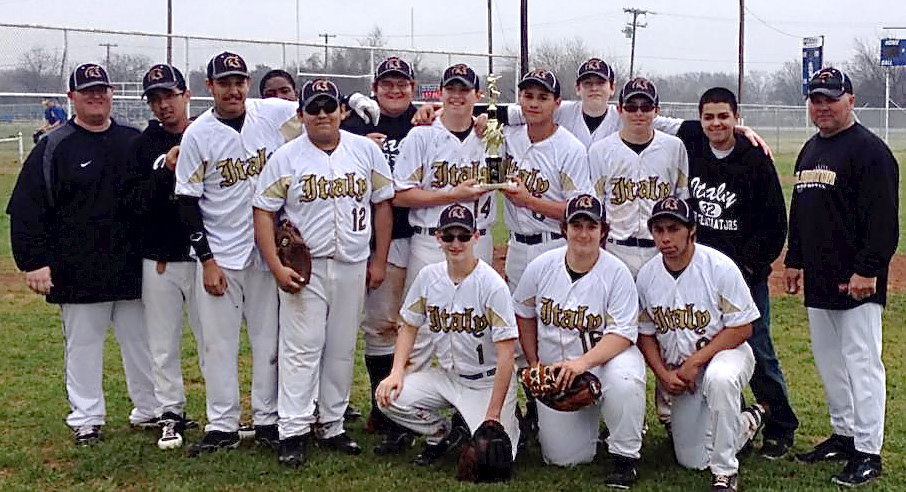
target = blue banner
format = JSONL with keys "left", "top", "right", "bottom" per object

{"left": 881, "top": 39, "right": 906, "bottom": 67}
{"left": 802, "top": 37, "right": 824, "bottom": 96}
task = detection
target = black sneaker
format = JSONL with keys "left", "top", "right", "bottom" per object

{"left": 344, "top": 405, "right": 363, "bottom": 421}
{"left": 73, "top": 425, "right": 103, "bottom": 446}
{"left": 317, "top": 432, "right": 363, "bottom": 455}
{"left": 413, "top": 427, "right": 467, "bottom": 466}
{"left": 373, "top": 430, "right": 416, "bottom": 455}
{"left": 795, "top": 434, "right": 855, "bottom": 463}
{"left": 187, "top": 430, "right": 240, "bottom": 457}
{"left": 157, "top": 412, "right": 187, "bottom": 450}
{"left": 130, "top": 416, "right": 160, "bottom": 430}
{"left": 278, "top": 433, "right": 312, "bottom": 468}
{"left": 238, "top": 423, "right": 255, "bottom": 440}
{"left": 254, "top": 424, "right": 279, "bottom": 450}
{"left": 604, "top": 454, "right": 638, "bottom": 489}
{"left": 831, "top": 452, "right": 882, "bottom": 487}
{"left": 710, "top": 473, "right": 739, "bottom": 491}
{"left": 759, "top": 437, "right": 792, "bottom": 460}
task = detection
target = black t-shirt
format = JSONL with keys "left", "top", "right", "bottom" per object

{"left": 583, "top": 112, "right": 605, "bottom": 134}
{"left": 785, "top": 123, "right": 899, "bottom": 309}
{"left": 622, "top": 137, "right": 652, "bottom": 155}
{"left": 451, "top": 125, "right": 473, "bottom": 142}
{"left": 565, "top": 259, "right": 589, "bottom": 282}
{"left": 217, "top": 113, "right": 245, "bottom": 133}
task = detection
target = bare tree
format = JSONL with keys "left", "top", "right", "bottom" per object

{"left": 10, "top": 47, "right": 63, "bottom": 92}
{"left": 531, "top": 37, "right": 592, "bottom": 99}
{"left": 106, "top": 53, "right": 153, "bottom": 84}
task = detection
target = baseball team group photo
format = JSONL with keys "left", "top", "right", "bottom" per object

{"left": 0, "top": 1, "right": 905, "bottom": 490}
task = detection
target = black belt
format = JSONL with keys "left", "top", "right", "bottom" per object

{"left": 460, "top": 368, "right": 497, "bottom": 380}
{"left": 608, "top": 237, "right": 656, "bottom": 248}
{"left": 513, "top": 232, "right": 563, "bottom": 245}
{"left": 413, "top": 226, "right": 487, "bottom": 236}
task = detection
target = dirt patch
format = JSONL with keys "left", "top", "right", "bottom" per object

{"left": 493, "top": 244, "right": 906, "bottom": 295}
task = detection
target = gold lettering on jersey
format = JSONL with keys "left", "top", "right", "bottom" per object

{"left": 608, "top": 176, "right": 672, "bottom": 205}
{"left": 430, "top": 161, "right": 488, "bottom": 188}
{"left": 538, "top": 297, "right": 603, "bottom": 332}
{"left": 505, "top": 157, "right": 550, "bottom": 194}
{"left": 216, "top": 148, "right": 269, "bottom": 188}
{"left": 795, "top": 168, "right": 837, "bottom": 186}
{"left": 297, "top": 173, "right": 368, "bottom": 202}
{"left": 426, "top": 306, "right": 489, "bottom": 337}
{"left": 648, "top": 304, "right": 711, "bottom": 335}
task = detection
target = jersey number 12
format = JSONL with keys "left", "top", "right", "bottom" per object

{"left": 351, "top": 207, "right": 367, "bottom": 231}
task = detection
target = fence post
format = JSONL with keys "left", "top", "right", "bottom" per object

{"left": 17, "top": 131, "right": 24, "bottom": 164}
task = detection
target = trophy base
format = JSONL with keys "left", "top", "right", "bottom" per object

{"left": 477, "top": 182, "right": 517, "bottom": 191}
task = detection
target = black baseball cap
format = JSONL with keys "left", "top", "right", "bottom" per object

{"left": 68, "top": 63, "right": 111, "bottom": 91}
{"left": 300, "top": 79, "right": 341, "bottom": 108}
{"left": 437, "top": 204, "right": 476, "bottom": 233}
{"left": 206, "top": 52, "right": 249, "bottom": 80}
{"left": 648, "top": 196, "right": 694, "bottom": 228}
{"left": 142, "top": 64, "right": 186, "bottom": 98}
{"left": 518, "top": 68, "right": 560, "bottom": 96}
{"left": 441, "top": 63, "right": 479, "bottom": 89}
{"left": 577, "top": 58, "right": 614, "bottom": 83}
{"left": 808, "top": 67, "right": 853, "bottom": 99}
{"left": 565, "top": 194, "right": 605, "bottom": 223}
{"left": 619, "top": 77, "right": 659, "bottom": 105}
{"left": 375, "top": 56, "right": 414, "bottom": 80}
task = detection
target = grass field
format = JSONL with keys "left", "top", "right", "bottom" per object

{"left": 0, "top": 137, "right": 904, "bottom": 490}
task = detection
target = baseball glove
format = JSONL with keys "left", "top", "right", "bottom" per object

{"left": 518, "top": 364, "right": 602, "bottom": 412}
{"left": 456, "top": 420, "right": 513, "bottom": 483}
{"left": 32, "top": 129, "right": 45, "bottom": 144}
{"left": 275, "top": 219, "right": 312, "bottom": 288}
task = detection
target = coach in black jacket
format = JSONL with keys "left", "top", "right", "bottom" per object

{"left": 6, "top": 64, "right": 158, "bottom": 446}
{"left": 676, "top": 87, "right": 798, "bottom": 459}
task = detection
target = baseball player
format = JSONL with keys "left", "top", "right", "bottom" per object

{"left": 253, "top": 78, "right": 394, "bottom": 467}
{"left": 501, "top": 68, "right": 590, "bottom": 291}
{"left": 375, "top": 204, "right": 520, "bottom": 468}
{"left": 175, "top": 52, "right": 299, "bottom": 455}
{"left": 784, "top": 68, "right": 898, "bottom": 487}
{"left": 130, "top": 64, "right": 202, "bottom": 449}
{"left": 259, "top": 69, "right": 297, "bottom": 100}
{"left": 636, "top": 196, "right": 766, "bottom": 492}
{"left": 512, "top": 194, "right": 645, "bottom": 487}
{"left": 7, "top": 63, "right": 158, "bottom": 445}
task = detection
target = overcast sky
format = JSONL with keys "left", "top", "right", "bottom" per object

{"left": 1, "top": 0, "right": 903, "bottom": 76}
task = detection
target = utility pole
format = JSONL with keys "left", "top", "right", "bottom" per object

{"left": 738, "top": 0, "right": 745, "bottom": 103}
{"left": 487, "top": 0, "right": 493, "bottom": 74}
{"left": 520, "top": 0, "right": 528, "bottom": 76}
{"left": 99, "top": 43, "right": 118, "bottom": 68}
{"left": 622, "top": 8, "right": 650, "bottom": 79}
{"left": 166, "top": 0, "right": 173, "bottom": 65}
{"left": 318, "top": 32, "right": 336, "bottom": 71}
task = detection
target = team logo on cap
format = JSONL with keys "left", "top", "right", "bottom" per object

{"left": 448, "top": 205, "right": 468, "bottom": 219}
{"left": 223, "top": 55, "right": 243, "bottom": 69}
{"left": 312, "top": 79, "right": 332, "bottom": 92}
{"left": 385, "top": 57, "right": 403, "bottom": 69}
{"left": 84, "top": 65, "right": 103, "bottom": 78}
{"left": 450, "top": 64, "right": 469, "bottom": 75}
{"left": 148, "top": 67, "right": 165, "bottom": 81}
{"left": 528, "top": 68, "right": 550, "bottom": 79}
{"left": 660, "top": 196, "right": 682, "bottom": 211}
{"left": 576, "top": 195, "right": 595, "bottom": 208}
{"left": 585, "top": 59, "right": 602, "bottom": 70}
{"left": 627, "top": 78, "right": 652, "bottom": 91}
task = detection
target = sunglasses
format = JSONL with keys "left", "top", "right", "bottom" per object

{"left": 303, "top": 98, "right": 339, "bottom": 115}
{"left": 440, "top": 233, "right": 473, "bottom": 243}
{"left": 622, "top": 102, "right": 656, "bottom": 113}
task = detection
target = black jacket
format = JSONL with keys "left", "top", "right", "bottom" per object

{"left": 785, "top": 123, "right": 899, "bottom": 309}
{"left": 677, "top": 120, "right": 787, "bottom": 285}
{"left": 128, "top": 120, "right": 192, "bottom": 262}
{"left": 6, "top": 119, "right": 143, "bottom": 304}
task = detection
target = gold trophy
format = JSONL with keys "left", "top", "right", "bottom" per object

{"left": 480, "top": 73, "right": 516, "bottom": 191}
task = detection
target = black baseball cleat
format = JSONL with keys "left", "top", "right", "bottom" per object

{"left": 187, "top": 430, "right": 240, "bottom": 457}
{"left": 413, "top": 426, "right": 467, "bottom": 466}
{"left": 157, "top": 412, "right": 188, "bottom": 450}
{"left": 831, "top": 452, "right": 882, "bottom": 487}
{"left": 238, "top": 423, "right": 255, "bottom": 440}
{"left": 344, "top": 405, "right": 363, "bottom": 421}
{"left": 317, "top": 432, "right": 363, "bottom": 455}
{"left": 795, "top": 434, "right": 855, "bottom": 463}
{"left": 759, "top": 437, "right": 793, "bottom": 460}
{"left": 604, "top": 454, "right": 639, "bottom": 489}
{"left": 373, "top": 430, "right": 416, "bottom": 455}
{"left": 73, "top": 425, "right": 103, "bottom": 446}
{"left": 130, "top": 416, "right": 160, "bottom": 430}
{"left": 254, "top": 424, "right": 280, "bottom": 450}
{"left": 710, "top": 473, "right": 739, "bottom": 491}
{"left": 278, "top": 433, "right": 312, "bottom": 468}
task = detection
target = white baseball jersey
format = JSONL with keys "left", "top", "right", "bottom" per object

{"left": 393, "top": 118, "right": 496, "bottom": 230}
{"left": 636, "top": 244, "right": 760, "bottom": 367}
{"left": 502, "top": 125, "right": 590, "bottom": 235}
{"left": 253, "top": 130, "right": 394, "bottom": 263}
{"left": 588, "top": 130, "right": 689, "bottom": 241}
{"left": 507, "top": 102, "right": 684, "bottom": 148}
{"left": 400, "top": 260, "right": 518, "bottom": 376}
{"left": 175, "top": 98, "right": 298, "bottom": 269}
{"left": 512, "top": 246, "right": 638, "bottom": 364}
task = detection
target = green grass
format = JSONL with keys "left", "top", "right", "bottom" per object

{"left": 1, "top": 132, "right": 905, "bottom": 490}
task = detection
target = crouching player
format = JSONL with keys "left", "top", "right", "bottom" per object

{"left": 376, "top": 204, "right": 520, "bottom": 469}
{"left": 636, "top": 196, "right": 766, "bottom": 492}
{"left": 512, "top": 194, "right": 646, "bottom": 488}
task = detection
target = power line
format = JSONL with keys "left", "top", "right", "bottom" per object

{"left": 743, "top": 6, "right": 802, "bottom": 38}
{"left": 623, "top": 8, "right": 651, "bottom": 79}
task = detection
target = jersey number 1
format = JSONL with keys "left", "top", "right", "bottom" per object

{"left": 351, "top": 207, "right": 367, "bottom": 231}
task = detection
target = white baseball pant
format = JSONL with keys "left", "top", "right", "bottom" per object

{"left": 379, "top": 366, "right": 520, "bottom": 458}
{"left": 278, "top": 259, "right": 367, "bottom": 439}
{"left": 536, "top": 346, "right": 647, "bottom": 466}
{"left": 142, "top": 259, "right": 203, "bottom": 416}
{"left": 671, "top": 343, "right": 756, "bottom": 476}
{"left": 60, "top": 300, "right": 158, "bottom": 427}
{"left": 807, "top": 303, "right": 885, "bottom": 455}
{"left": 603, "top": 241, "right": 658, "bottom": 278}
{"left": 504, "top": 235, "right": 565, "bottom": 292}
{"left": 362, "top": 238, "right": 410, "bottom": 357}
{"left": 194, "top": 264, "right": 279, "bottom": 433}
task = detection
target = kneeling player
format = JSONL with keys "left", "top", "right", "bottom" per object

{"left": 636, "top": 196, "right": 766, "bottom": 492}
{"left": 376, "top": 204, "right": 520, "bottom": 469}
{"left": 512, "top": 194, "right": 646, "bottom": 488}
